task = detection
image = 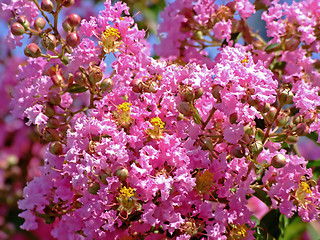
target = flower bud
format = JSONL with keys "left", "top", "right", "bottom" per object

{"left": 275, "top": 113, "right": 289, "bottom": 127}
{"left": 130, "top": 79, "right": 143, "bottom": 93}
{"left": 247, "top": 95, "right": 258, "bottom": 107}
{"left": 42, "top": 34, "right": 57, "bottom": 51}
{"left": 284, "top": 38, "right": 300, "bottom": 51}
{"left": 211, "top": 84, "right": 223, "bottom": 101}
{"left": 250, "top": 141, "right": 263, "bottom": 157}
{"left": 41, "top": 0, "right": 54, "bottom": 12}
{"left": 88, "top": 182, "right": 100, "bottom": 195}
{"left": 257, "top": 102, "right": 270, "bottom": 113}
{"left": 244, "top": 125, "right": 254, "bottom": 135}
{"left": 100, "top": 78, "right": 113, "bottom": 93}
{"left": 11, "top": 22, "right": 25, "bottom": 36}
{"left": 17, "top": 16, "right": 30, "bottom": 30}
{"left": 49, "top": 141, "right": 63, "bottom": 155}
{"left": 62, "top": 0, "right": 75, "bottom": 7}
{"left": 229, "top": 112, "right": 238, "bottom": 124}
{"left": 66, "top": 13, "right": 81, "bottom": 28}
{"left": 88, "top": 65, "right": 103, "bottom": 84}
{"left": 47, "top": 92, "right": 61, "bottom": 105}
{"left": 43, "top": 128, "right": 60, "bottom": 142}
{"left": 62, "top": 19, "right": 72, "bottom": 32}
{"left": 24, "top": 43, "right": 41, "bottom": 58}
{"left": 293, "top": 114, "right": 304, "bottom": 124}
{"left": 194, "top": 87, "right": 204, "bottom": 99}
{"left": 295, "top": 123, "right": 309, "bottom": 136}
{"left": 143, "top": 81, "right": 157, "bottom": 93}
{"left": 34, "top": 17, "right": 46, "bottom": 30}
{"left": 266, "top": 106, "right": 277, "bottom": 123}
{"left": 277, "top": 88, "right": 293, "bottom": 105}
{"left": 230, "top": 144, "right": 245, "bottom": 158}
{"left": 201, "top": 138, "right": 214, "bottom": 151}
{"left": 285, "top": 135, "right": 299, "bottom": 144}
{"left": 75, "top": 71, "right": 87, "bottom": 85}
{"left": 66, "top": 32, "right": 80, "bottom": 47}
{"left": 115, "top": 166, "right": 129, "bottom": 182}
{"left": 47, "top": 117, "right": 60, "bottom": 129}
{"left": 98, "top": 172, "right": 108, "bottom": 185}
{"left": 44, "top": 103, "right": 55, "bottom": 117}
{"left": 271, "top": 154, "right": 286, "bottom": 168}
{"left": 180, "top": 86, "right": 195, "bottom": 102}
{"left": 177, "top": 101, "right": 194, "bottom": 117}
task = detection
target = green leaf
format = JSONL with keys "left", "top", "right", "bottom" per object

{"left": 252, "top": 187, "right": 272, "bottom": 207}
{"left": 270, "top": 133, "right": 288, "bottom": 142}
{"left": 251, "top": 214, "right": 260, "bottom": 226}
{"left": 273, "top": 61, "right": 286, "bottom": 70}
{"left": 265, "top": 43, "right": 281, "bottom": 53}
{"left": 255, "top": 128, "right": 265, "bottom": 141}
{"left": 260, "top": 209, "right": 281, "bottom": 239}
{"left": 306, "top": 159, "right": 320, "bottom": 168}
{"left": 306, "top": 132, "right": 320, "bottom": 146}
{"left": 67, "top": 84, "right": 88, "bottom": 93}
{"left": 279, "top": 214, "right": 289, "bottom": 237}
{"left": 222, "top": 32, "right": 241, "bottom": 47}
{"left": 279, "top": 216, "right": 306, "bottom": 240}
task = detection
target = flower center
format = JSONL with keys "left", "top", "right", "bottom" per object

{"left": 119, "top": 186, "right": 135, "bottom": 200}
{"left": 150, "top": 117, "right": 165, "bottom": 129}
{"left": 295, "top": 181, "right": 312, "bottom": 204}
{"left": 240, "top": 56, "right": 248, "bottom": 66}
{"left": 115, "top": 102, "right": 132, "bottom": 128}
{"left": 233, "top": 224, "right": 248, "bottom": 239}
{"left": 100, "top": 27, "right": 121, "bottom": 53}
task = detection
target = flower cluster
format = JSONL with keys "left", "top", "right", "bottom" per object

{"left": 2, "top": 0, "right": 320, "bottom": 239}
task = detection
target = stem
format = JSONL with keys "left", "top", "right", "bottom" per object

{"left": 262, "top": 104, "right": 283, "bottom": 144}
{"left": 202, "top": 106, "right": 216, "bottom": 130}
{"left": 292, "top": 144, "right": 302, "bottom": 157}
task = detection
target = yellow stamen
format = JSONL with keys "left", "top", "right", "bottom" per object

{"left": 234, "top": 224, "right": 248, "bottom": 239}
{"left": 117, "top": 102, "right": 132, "bottom": 112}
{"left": 240, "top": 56, "right": 248, "bottom": 66}
{"left": 103, "top": 27, "right": 120, "bottom": 39}
{"left": 119, "top": 186, "right": 135, "bottom": 200}
{"left": 150, "top": 117, "right": 165, "bottom": 129}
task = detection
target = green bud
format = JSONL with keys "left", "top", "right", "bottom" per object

{"left": 250, "top": 141, "right": 263, "bottom": 157}
{"left": 100, "top": 78, "right": 113, "bottom": 93}
{"left": 285, "top": 135, "right": 299, "bottom": 144}
{"left": 177, "top": 101, "right": 194, "bottom": 117}
{"left": 180, "top": 86, "right": 195, "bottom": 102}
{"left": 47, "top": 92, "right": 61, "bottom": 105}
{"left": 41, "top": 33, "right": 56, "bottom": 51}
{"left": 44, "top": 103, "right": 55, "bottom": 117}
{"left": 266, "top": 106, "right": 277, "bottom": 123}
{"left": 47, "top": 117, "right": 60, "bottom": 129}
{"left": 211, "top": 84, "right": 223, "bottom": 101}
{"left": 24, "top": 43, "right": 41, "bottom": 58}
{"left": 271, "top": 154, "right": 286, "bottom": 168}
{"left": 115, "top": 166, "right": 129, "bottom": 182}
{"left": 88, "top": 182, "right": 100, "bottom": 195}
{"left": 230, "top": 144, "right": 245, "bottom": 158}
{"left": 229, "top": 112, "right": 238, "bottom": 124}
{"left": 295, "top": 123, "right": 309, "bottom": 136}
{"left": 49, "top": 141, "right": 63, "bottom": 155}
{"left": 194, "top": 87, "right": 204, "bottom": 99}
{"left": 11, "top": 22, "right": 25, "bottom": 36}
{"left": 34, "top": 17, "right": 46, "bottom": 30}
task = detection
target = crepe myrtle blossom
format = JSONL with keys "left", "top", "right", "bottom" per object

{"left": 2, "top": 0, "right": 320, "bottom": 239}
